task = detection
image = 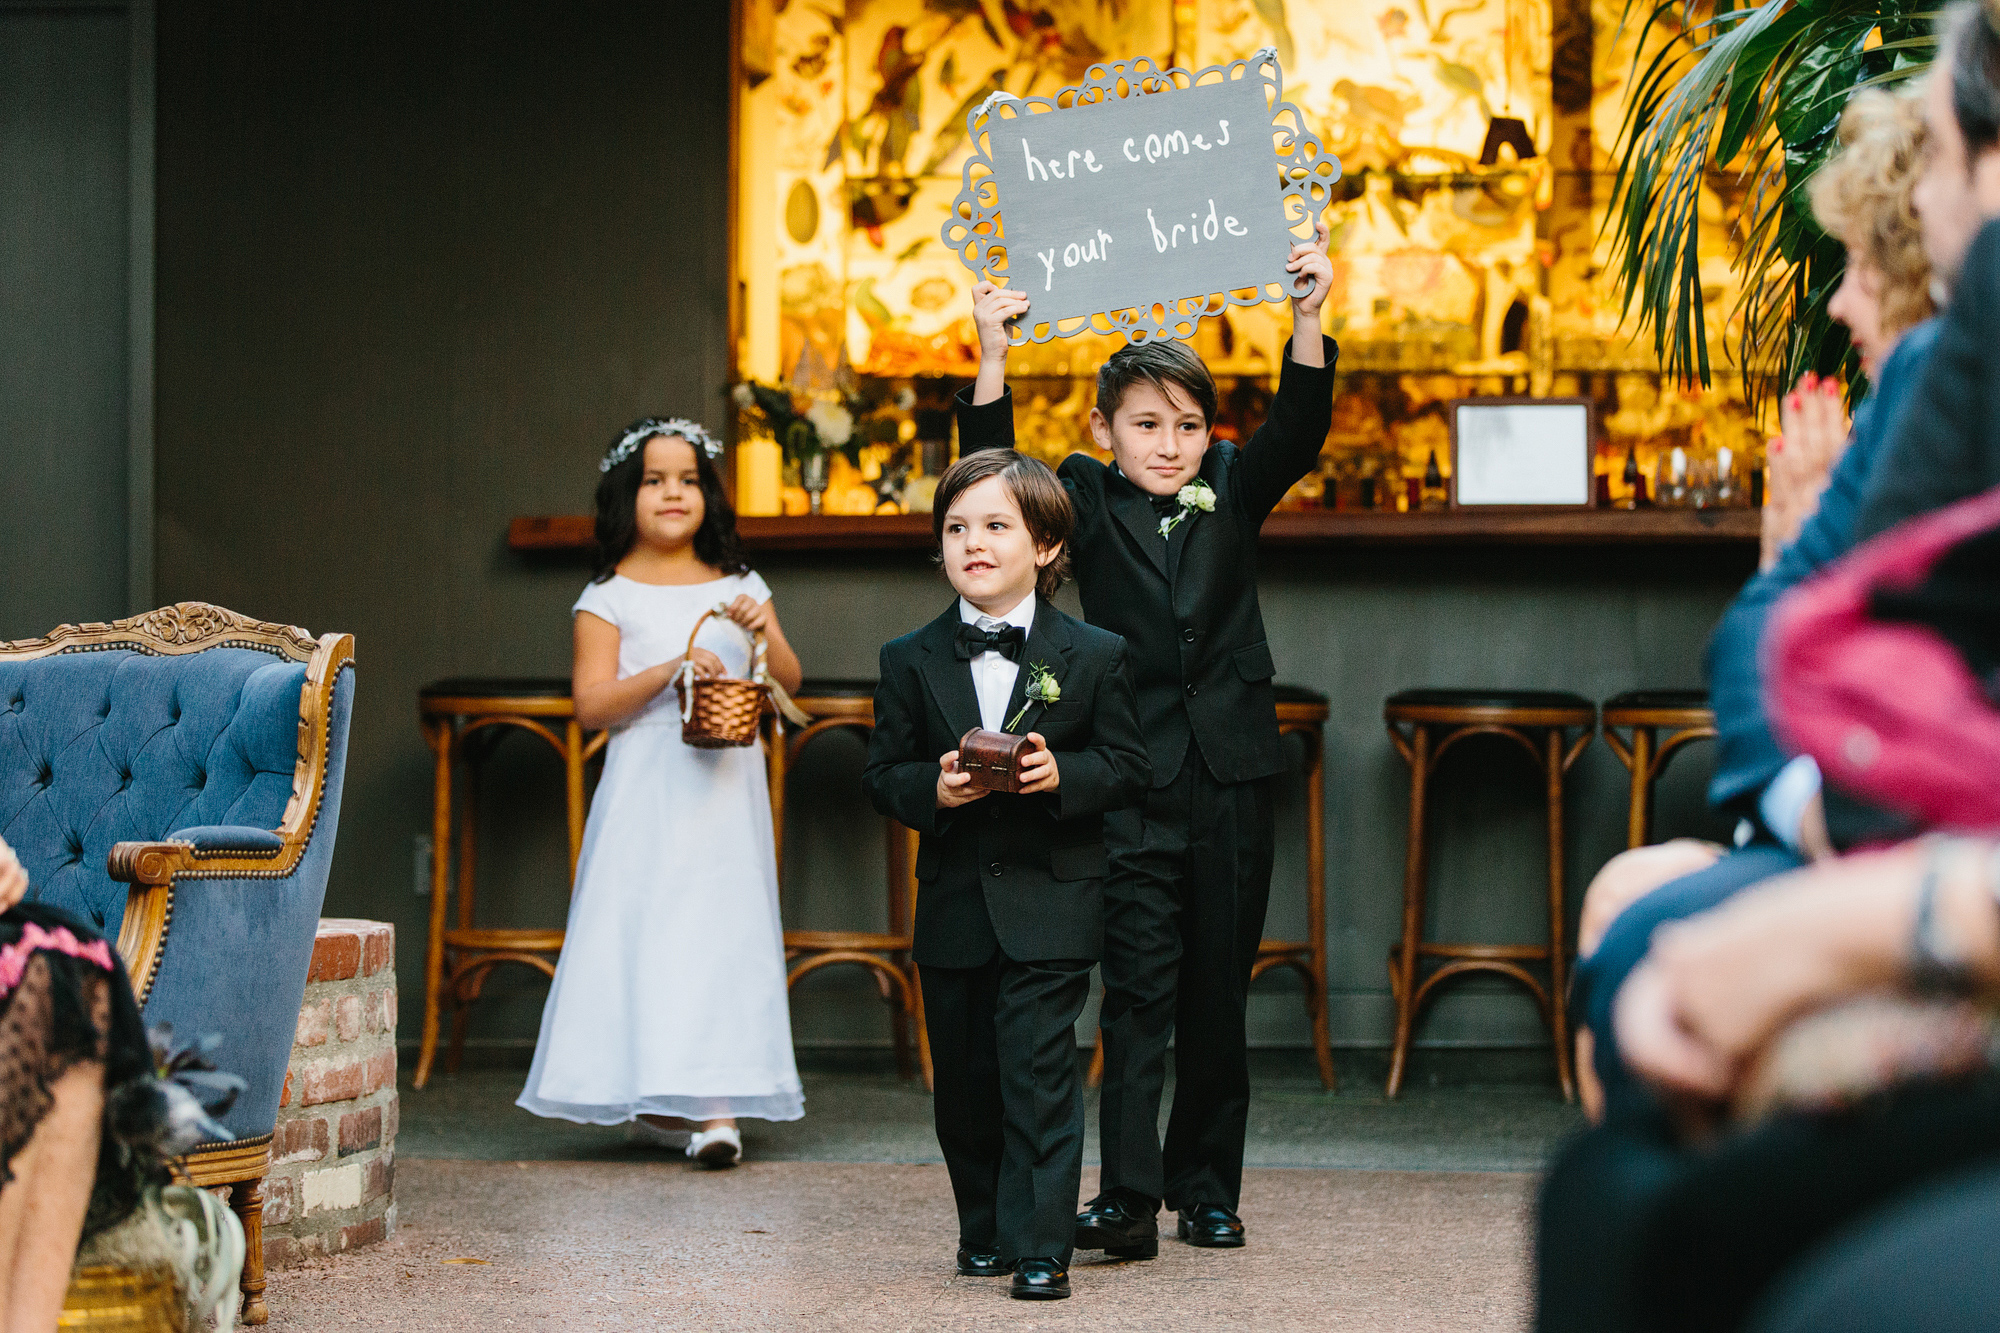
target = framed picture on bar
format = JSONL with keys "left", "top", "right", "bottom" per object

{"left": 1448, "top": 397, "right": 1596, "bottom": 510}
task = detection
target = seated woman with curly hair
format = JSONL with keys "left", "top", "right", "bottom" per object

{"left": 1572, "top": 84, "right": 1941, "bottom": 1120}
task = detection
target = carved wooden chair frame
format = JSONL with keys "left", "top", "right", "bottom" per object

{"left": 0, "top": 602, "right": 355, "bottom": 1325}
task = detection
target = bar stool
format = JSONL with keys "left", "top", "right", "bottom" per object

{"left": 1085, "top": 682, "right": 1337, "bottom": 1091}
{"left": 772, "top": 679, "right": 930, "bottom": 1090}
{"left": 1601, "top": 690, "right": 1717, "bottom": 848}
{"left": 414, "top": 678, "right": 607, "bottom": 1089}
{"left": 1383, "top": 689, "right": 1596, "bottom": 1101}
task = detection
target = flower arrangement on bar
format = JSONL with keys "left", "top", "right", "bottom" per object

{"left": 732, "top": 379, "right": 907, "bottom": 516}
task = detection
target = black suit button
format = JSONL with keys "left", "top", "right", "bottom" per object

{"left": 1185, "top": 682, "right": 1198, "bottom": 697}
{"left": 1182, "top": 628, "right": 1196, "bottom": 643}
{"left": 989, "top": 862, "right": 1004, "bottom": 877}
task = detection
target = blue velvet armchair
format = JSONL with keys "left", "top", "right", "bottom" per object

{"left": 0, "top": 602, "right": 354, "bottom": 1325}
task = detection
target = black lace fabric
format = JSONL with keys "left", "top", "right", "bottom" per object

{"left": 0, "top": 905, "right": 157, "bottom": 1238}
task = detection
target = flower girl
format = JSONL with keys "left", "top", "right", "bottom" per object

{"left": 517, "top": 418, "right": 804, "bottom": 1166}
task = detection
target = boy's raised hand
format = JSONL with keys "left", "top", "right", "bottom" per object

{"left": 1016, "top": 733, "right": 1060, "bottom": 795}
{"left": 936, "top": 751, "right": 990, "bottom": 808}
{"left": 1286, "top": 217, "right": 1334, "bottom": 322}
{"left": 971, "top": 281, "right": 1029, "bottom": 371}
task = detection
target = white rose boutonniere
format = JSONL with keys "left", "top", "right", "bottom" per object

{"left": 1158, "top": 480, "right": 1217, "bottom": 538}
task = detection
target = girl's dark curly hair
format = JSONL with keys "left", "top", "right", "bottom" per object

{"left": 592, "top": 419, "right": 748, "bottom": 582}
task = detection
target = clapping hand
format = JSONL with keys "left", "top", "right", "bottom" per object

{"left": 935, "top": 751, "right": 990, "bottom": 808}
{"left": 0, "top": 836, "right": 28, "bottom": 914}
{"left": 1015, "top": 733, "right": 1061, "bottom": 794}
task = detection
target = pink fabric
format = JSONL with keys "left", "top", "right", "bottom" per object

{"left": 0, "top": 923, "right": 117, "bottom": 1002}
{"left": 1768, "top": 485, "right": 2000, "bottom": 832}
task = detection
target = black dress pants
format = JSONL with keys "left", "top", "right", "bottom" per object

{"left": 1096, "top": 757, "right": 1274, "bottom": 1212}
{"left": 922, "top": 952, "right": 1094, "bottom": 1264}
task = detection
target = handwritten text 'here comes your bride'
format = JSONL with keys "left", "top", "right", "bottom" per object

{"left": 986, "top": 72, "right": 1289, "bottom": 325}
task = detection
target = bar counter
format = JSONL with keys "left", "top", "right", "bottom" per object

{"left": 509, "top": 507, "right": 1761, "bottom": 553}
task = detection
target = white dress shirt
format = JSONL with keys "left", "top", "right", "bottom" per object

{"left": 958, "top": 593, "right": 1036, "bottom": 733}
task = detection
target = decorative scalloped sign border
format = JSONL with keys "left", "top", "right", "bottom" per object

{"left": 942, "top": 48, "right": 1340, "bottom": 345}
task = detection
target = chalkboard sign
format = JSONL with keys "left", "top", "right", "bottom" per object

{"left": 943, "top": 50, "right": 1340, "bottom": 345}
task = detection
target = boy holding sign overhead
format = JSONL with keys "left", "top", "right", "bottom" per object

{"left": 955, "top": 219, "right": 1335, "bottom": 1257}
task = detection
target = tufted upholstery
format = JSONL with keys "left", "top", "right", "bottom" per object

{"left": 0, "top": 635, "right": 353, "bottom": 1143}
{"left": 0, "top": 649, "right": 306, "bottom": 937}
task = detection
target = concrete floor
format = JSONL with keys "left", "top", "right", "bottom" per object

{"left": 396, "top": 1048, "right": 1584, "bottom": 1173}
{"left": 266, "top": 1049, "right": 1575, "bottom": 1331}
{"left": 268, "top": 1161, "right": 1536, "bottom": 1331}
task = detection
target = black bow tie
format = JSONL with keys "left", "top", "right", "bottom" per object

{"left": 955, "top": 621, "right": 1026, "bottom": 662}
{"left": 1148, "top": 493, "right": 1180, "bottom": 517}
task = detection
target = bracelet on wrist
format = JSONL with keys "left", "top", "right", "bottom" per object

{"left": 1908, "top": 836, "right": 1997, "bottom": 997}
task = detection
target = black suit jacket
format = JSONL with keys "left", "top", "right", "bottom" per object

{"left": 862, "top": 598, "right": 1150, "bottom": 968}
{"left": 1856, "top": 217, "right": 2000, "bottom": 542}
{"left": 954, "top": 335, "right": 1338, "bottom": 786}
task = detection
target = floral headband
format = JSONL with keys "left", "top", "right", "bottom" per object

{"left": 600, "top": 418, "right": 723, "bottom": 472}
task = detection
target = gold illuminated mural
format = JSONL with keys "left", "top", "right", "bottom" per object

{"left": 733, "top": 0, "right": 1759, "bottom": 514}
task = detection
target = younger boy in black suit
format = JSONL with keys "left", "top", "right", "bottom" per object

{"left": 863, "top": 449, "right": 1150, "bottom": 1301}
{"left": 955, "top": 222, "right": 1337, "bottom": 1254}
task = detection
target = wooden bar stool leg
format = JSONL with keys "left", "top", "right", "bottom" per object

{"left": 1303, "top": 729, "right": 1335, "bottom": 1091}
{"left": 565, "top": 718, "right": 587, "bottom": 882}
{"left": 885, "top": 816, "right": 913, "bottom": 1081}
{"left": 415, "top": 718, "right": 455, "bottom": 1090}
{"left": 446, "top": 749, "right": 482, "bottom": 1075}
{"left": 1545, "top": 728, "right": 1577, "bottom": 1103}
{"left": 1625, "top": 726, "right": 1654, "bottom": 850}
{"left": 1387, "top": 723, "right": 1431, "bottom": 1098}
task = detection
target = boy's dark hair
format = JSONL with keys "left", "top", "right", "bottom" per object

{"left": 1094, "top": 338, "right": 1218, "bottom": 427}
{"left": 592, "top": 421, "right": 748, "bottom": 582}
{"left": 1947, "top": 2, "right": 2000, "bottom": 161}
{"left": 932, "top": 450, "right": 1074, "bottom": 599}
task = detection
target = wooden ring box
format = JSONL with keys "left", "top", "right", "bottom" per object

{"left": 957, "top": 728, "right": 1035, "bottom": 793}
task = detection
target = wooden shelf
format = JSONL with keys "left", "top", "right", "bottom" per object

{"left": 510, "top": 507, "right": 1760, "bottom": 553}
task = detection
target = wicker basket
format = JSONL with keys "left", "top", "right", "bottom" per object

{"left": 674, "top": 605, "right": 810, "bottom": 748}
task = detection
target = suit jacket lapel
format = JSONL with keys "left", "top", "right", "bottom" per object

{"left": 1105, "top": 471, "right": 1171, "bottom": 578}
{"left": 917, "top": 602, "right": 982, "bottom": 740}
{"left": 1165, "top": 452, "right": 1220, "bottom": 583}
{"left": 998, "top": 599, "right": 1074, "bottom": 735}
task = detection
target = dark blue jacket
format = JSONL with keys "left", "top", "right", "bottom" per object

{"left": 1703, "top": 317, "right": 1941, "bottom": 815}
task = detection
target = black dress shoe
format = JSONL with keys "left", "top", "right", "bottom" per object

{"left": 1009, "top": 1258, "right": 1070, "bottom": 1300}
{"left": 1074, "top": 1194, "right": 1160, "bottom": 1258}
{"left": 955, "top": 1247, "right": 1013, "bottom": 1277}
{"left": 1177, "top": 1204, "right": 1246, "bottom": 1248}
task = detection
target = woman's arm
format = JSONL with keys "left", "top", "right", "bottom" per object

{"left": 1616, "top": 838, "right": 2000, "bottom": 1100}
{"left": 571, "top": 611, "right": 721, "bottom": 731}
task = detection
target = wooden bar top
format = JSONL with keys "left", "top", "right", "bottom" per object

{"left": 510, "top": 508, "right": 1761, "bottom": 553}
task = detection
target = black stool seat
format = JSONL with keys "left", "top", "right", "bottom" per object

{"left": 795, "top": 678, "right": 877, "bottom": 699}
{"left": 1273, "top": 683, "right": 1329, "bottom": 706}
{"left": 1603, "top": 688, "right": 1710, "bottom": 714}
{"left": 1387, "top": 687, "right": 1594, "bottom": 713}
{"left": 421, "top": 677, "right": 572, "bottom": 700}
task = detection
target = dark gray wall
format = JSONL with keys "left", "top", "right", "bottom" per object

{"left": 155, "top": 0, "right": 735, "bottom": 1044}
{"left": 153, "top": 0, "right": 1749, "bottom": 1056}
{"left": 1, "top": 2, "right": 145, "bottom": 639}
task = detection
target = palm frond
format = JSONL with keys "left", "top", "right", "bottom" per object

{"left": 1605, "top": 0, "right": 1936, "bottom": 406}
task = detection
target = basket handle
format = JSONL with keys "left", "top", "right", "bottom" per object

{"left": 678, "top": 604, "right": 811, "bottom": 728}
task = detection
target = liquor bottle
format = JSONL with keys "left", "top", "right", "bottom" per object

{"left": 1421, "top": 449, "right": 1447, "bottom": 509}
{"left": 1621, "top": 444, "right": 1647, "bottom": 508}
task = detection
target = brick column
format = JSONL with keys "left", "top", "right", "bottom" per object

{"left": 263, "top": 919, "right": 398, "bottom": 1268}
